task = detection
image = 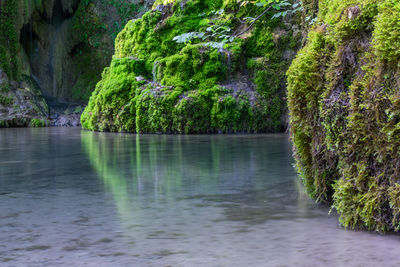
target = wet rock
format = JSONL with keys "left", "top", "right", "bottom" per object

{"left": 50, "top": 113, "right": 82, "bottom": 127}
{"left": 0, "top": 67, "right": 85, "bottom": 128}
{"left": 136, "top": 76, "right": 146, "bottom": 82}
{"left": 0, "top": 69, "right": 49, "bottom": 128}
{"left": 0, "top": 69, "right": 8, "bottom": 81}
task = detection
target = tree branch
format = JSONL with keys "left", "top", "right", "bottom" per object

{"left": 234, "top": 5, "right": 273, "bottom": 37}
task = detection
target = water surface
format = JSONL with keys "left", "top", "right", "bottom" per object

{"left": 1, "top": 128, "right": 400, "bottom": 266}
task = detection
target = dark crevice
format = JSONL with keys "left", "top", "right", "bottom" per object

{"left": 69, "top": 42, "right": 85, "bottom": 58}
{"left": 50, "top": 0, "right": 74, "bottom": 26}
{"left": 20, "top": 21, "right": 39, "bottom": 59}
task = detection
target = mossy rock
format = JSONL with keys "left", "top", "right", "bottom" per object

{"left": 82, "top": 0, "right": 300, "bottom": 134}
{"left": 287, "top": 0, "right": 400, "bottom": 231}
{"left": 29, "top": 118, "right": 48, "bottom": 128}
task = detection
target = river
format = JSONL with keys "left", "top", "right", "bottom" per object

{"left": 0, "top": 128, "right": 400, "bottom": 266}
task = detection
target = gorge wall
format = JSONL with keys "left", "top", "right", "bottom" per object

{"left": 2, "top": 0, "right": 153, "bottom": 102}
{"left": 0, "top": 0, "right": 152, "bottom": 126}
{"left": 287, "top": 0, "right": 400, "bottom": 231}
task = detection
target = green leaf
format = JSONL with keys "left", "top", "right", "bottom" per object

{"left": 272, "top": 3, "right": 281, "bottom": 10}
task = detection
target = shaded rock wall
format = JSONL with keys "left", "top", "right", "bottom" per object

{"left": 1, "top": 0, "right": 153, "bottom": 103}
{"left": 0, "top": 0, "right": 153, "bottom": 126}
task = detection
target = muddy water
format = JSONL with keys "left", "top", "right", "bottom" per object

{"left": 0, "top": 128, "right": 400, "bottom": 266}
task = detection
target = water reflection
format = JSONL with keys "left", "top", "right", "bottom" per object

{"left": 81, "top": 132, "right": 309, "bottom": 226}
{"left": 1, "top": 128, "right": 400, "bottom": 266}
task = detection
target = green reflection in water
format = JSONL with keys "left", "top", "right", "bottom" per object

{"left": 81, "top": 131, "right": 136, "bottom": 224}
{"left": 80, "top": 132, "right": 225, "bottom": 226}
{"left": 80, "top": 132, "right": 294, "bottom": 227}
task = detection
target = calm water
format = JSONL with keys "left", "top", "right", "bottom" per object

{"left": 1, "top": 128, "right": 400, "bottom": 267}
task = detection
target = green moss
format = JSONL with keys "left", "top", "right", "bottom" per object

{"left": 287, "top": 28, "right": 333, "bottom": 200}
{"left": 82, "top": 0, "right": 295, "bottom": 134}
{"left": 0, "top": 82, "right": 10, "bottom": 93}
{"left": 0, "top": 94, "right": 12, "bottom": 106}
{"left": 29, "top": 118, "right": 47, "bottom": 128}
{"left": 62, "top": 0, "right": 151, "bottom": 102}
{"left": 134, "top": 86, "right": 178, "bottom": 133}
{"left": 0, "top": 0, "right": 21, "bottom": 80}
{"left": 373, "top": 0, "right": 400, "bottom": 61}
{"left": 301, "top": 0, "right": 319, "bottom": 19}
{"left": 71, "top": 72, "right": 99, "bottom": 102}
{"left": 0, "top": 46, "right": 12, "bottom": 78}
{"left": 244, "top": 15, "right": 300, "bottom": 129}
{"left": 81, "top": 58, "right": 142, "bottom": 132}
{"left": 172, "top": 89, "right": 216, "bottom": 134}
{"left": 73, "top": 2, "right": 105, "bottom": 48}
{"left": 157, "top": 44, "right": 226, "bottom": 91}
{"left": 288, "top": 0, "right": 400, "bottom": 231}
{"left": 211, "top": 93, "right": 253, "bottom": 133}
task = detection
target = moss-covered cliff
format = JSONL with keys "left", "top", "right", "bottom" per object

{"left": 0, "top": 0, "right": 152, "bottom": 101}
{"left": 0, "top": 0, "right": 153, "bottom": 126}
{"left": 81, "top": 0, "right": 301, "bottom": 133}
{"left": 287, "top": 0, "right": 400, "bottom": 231}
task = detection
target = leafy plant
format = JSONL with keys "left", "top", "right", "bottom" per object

{"left": 172, "top": 0, "right": 303, "bottom": 49}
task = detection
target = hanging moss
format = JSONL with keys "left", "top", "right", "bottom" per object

{"left": 288, "top": 0, "right": 400, "bottom": 231}
{"left": 372, "top": 0, "right": 400, "bottom": 62}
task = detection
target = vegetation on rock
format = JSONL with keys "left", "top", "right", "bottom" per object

{"left": 287, "top": 0, "right": 400, "bottom": 231}
{"left": 82, "top": 0, "right": 301, "bottom": 133}
{"left": 0, "top": 0, "right": 153, "bottom": 126}
{"left": 0, "top": 69, "right": 49, "bottom": 128}
{"left": 0, "top": 0, "right": 152, "bottom": 104}
{"left": 69, "top": 0, "right": 152, "bottom": 102}
{"left": 0, "top": 0, "right": 20, "bottom": 81}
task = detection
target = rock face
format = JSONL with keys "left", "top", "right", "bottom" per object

{"left": 0, "top": 0, "right": 153, "bottom": 126}
{"left": 20, "top": 0, "right": 153, "bottom": 102}
{"left": 0, "top": 0, "right": 153, "bottom": 98}
{"left": 81, "top": 0, "right": 301, "bottom": 133}
{"left": 0, "top": 69, "right": 49, "bottom": 127}
{"left": 287, "top": 0, "right": 400, "bottom": 231}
